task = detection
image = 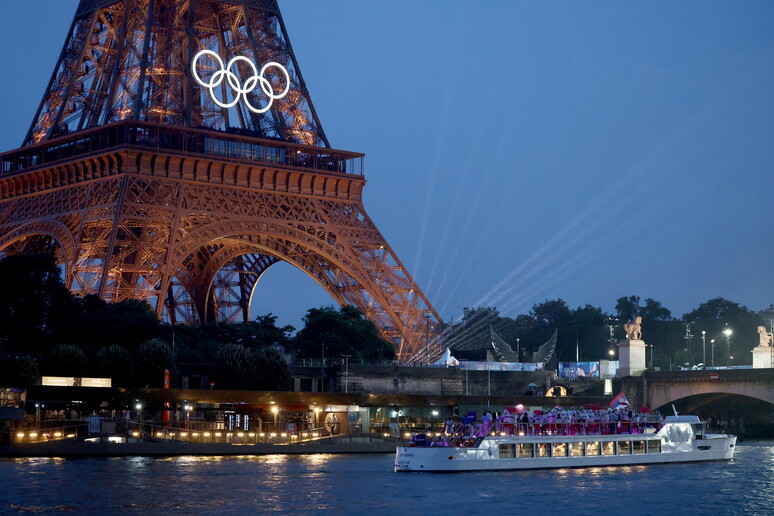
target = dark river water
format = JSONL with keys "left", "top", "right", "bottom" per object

{"left": 1, "top": 441, "right": 772, "bottom": 515}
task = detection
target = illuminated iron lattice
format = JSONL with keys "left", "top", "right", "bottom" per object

{"left": 0, "top": 0, "right": 442, "bottom": 363}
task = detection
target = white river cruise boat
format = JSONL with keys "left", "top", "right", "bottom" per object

{"left": 394, "top": 415, "right": 736, "bottom": 472}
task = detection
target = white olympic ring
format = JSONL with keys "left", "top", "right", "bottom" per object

{"left": 191, "top": 49, "right": 290, "bottom": 114}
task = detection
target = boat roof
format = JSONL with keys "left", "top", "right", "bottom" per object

{"left": 664, "top": 415, "right": 702, "bottom": 423}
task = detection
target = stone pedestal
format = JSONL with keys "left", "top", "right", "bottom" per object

{"left": 752, "top": 346, "right": 774, "bottom": 369}
{"left": 617, "top": 339, "right": 647, "bottom": 377}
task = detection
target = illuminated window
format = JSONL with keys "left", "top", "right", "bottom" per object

{"left": 569, "top": 442, "right": 584, "bottom": 457}
{"left": 552, "top": 443, "right": 568, "bottom": 457}
{"left": 602, "top": 441, "right": 615, "bottom": 455}
{"left": 586, "top": 442, "right": 601, "bottom": 456}
{"left": 618, "top": 441, "right": 632, "bottom": 455}
{"left": 633, "top": 440, "right": 646, "bottom": 455}
{"left": 536, "top": 443, "right": 551, "bottom": 457}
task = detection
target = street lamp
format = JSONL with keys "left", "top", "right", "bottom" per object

{"left": 710, "top": 339, "right": 715, "bottom": 367}
{"left": 701, "top": 330, "right": 706, "bottom": 366}
{"left": 425, "top": 314, "right": 431, "bottom": 367}
{"left": 342, "top": 354, "right": 351, "bottom": 394}
{"left": 271, "top": 405, "right": 279, "bottom": 432}
{"left": 723, "top": 326, "right": 733, "bottom": 366}
{"left": 685, "top": 323, "right": 693, "bottom": 363}
{"left": 184, "top": 403, "right": 191, "bottom": 427}
{"left": 135, "top": 402, "right": 143, "bottom": 435}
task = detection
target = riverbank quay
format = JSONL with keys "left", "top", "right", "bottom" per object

{"left": 0, "top": 433, "right": 396, "bottom": 458}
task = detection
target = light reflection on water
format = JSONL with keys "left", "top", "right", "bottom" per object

{"left": 0, "top": 443, "right": 772, "bottom": 514}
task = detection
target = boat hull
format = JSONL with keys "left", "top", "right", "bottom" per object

{"left": 395, "top": 433, "right": 736, "bottom": 472}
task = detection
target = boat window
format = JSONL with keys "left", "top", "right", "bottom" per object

{"left": 518, "top": 443, "right": 534, "bottom": 458}
{"left": 569, "top": 442, "right": 584, "bottom": 457}
{"left": 602, "top": 441, "right": 615, "bottom": 456}
{"left": 618, "top": 441, "right": 632, "bottom": 455}
{"left": 633, "top": 440, "right": 646, "bottom": 455}
{"left": 647, "top": 440, "right": 661, "bottom": 454}
{"left": 499, "top": 444, "right": 515, "bottom": 459}
{"left": 586, "top": 442, "right": 601, "bottom": 456}
{"left": 536, "top": 443, "right": 550, "bottom": 458}
{"left": 552, "top": 443, "right": 568, "bottom": 457}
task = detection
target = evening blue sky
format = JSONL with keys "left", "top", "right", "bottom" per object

{"left": 1, "top": 1, "right": 773, "bottom": 331}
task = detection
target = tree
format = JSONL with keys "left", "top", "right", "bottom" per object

{"left": 94, "top": 345, "right": 134, "bottom": 386}
{"left": 3, "top": 356, "right": 40, "bottom": 387}
{"left": 571, "top": 304, "right": 610, "bottom": 361}
{"left": 135, "top": 339, "right": 176, "bottom": 387}
{"left": 615, "top": 296, "right": 641, "bottom": 322}
{"left": 295, "top": 305, "right": 394, "bottom": 360}
{"left": 253, "top": 347, "right": 293, "bottom": 391}
{"left": 43, "top": 344, "right": 88, "bottom": 377}
{"left": 0, "top": 253, "right": 72, "bottom": 353}
{"left": 212, "top": 343, "right": 256, "bottom": 390}
{"left": 683, "top": 298, "right": 762, "bottom": 366}
{"left": 54, "top": 296, "right": 161, "bottom": 356}
{"left": 529, "top": 299, "right": 573, "bottom": 362}
{"left": 640, "top": 298, "right": 672, "bottom": 321}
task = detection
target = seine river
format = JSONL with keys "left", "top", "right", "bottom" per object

{"left": 1, "top": 442, "right": 772, "bottom": 515}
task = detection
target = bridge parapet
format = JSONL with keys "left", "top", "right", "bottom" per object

{"left": 642, "top": 369, "right": 774, "bottom": 409}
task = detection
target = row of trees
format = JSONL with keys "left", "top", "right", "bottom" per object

{"left": 0, "top": 254, "right": 393, "bottom": 389}
{"left": 445, "top": 296, "right": 771, "bottom": 369}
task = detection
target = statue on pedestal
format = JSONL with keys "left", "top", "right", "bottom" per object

{"left": 623, "top": 316, "right": 643, "bottom": 341}
{"left": 757, "top": 326, "right": 772, "bottom": 347}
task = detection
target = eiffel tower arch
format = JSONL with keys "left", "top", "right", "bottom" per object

{"left": 0, "top": 0, "right": 442, "bottom": 362}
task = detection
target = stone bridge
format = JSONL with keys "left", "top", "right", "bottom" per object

{"left": 622, "top": 369, "right": 774, "bottom": 410}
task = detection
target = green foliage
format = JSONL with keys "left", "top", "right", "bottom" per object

{"left": 682, "top": 298, "right": 763, "bottom": 366}
{"left": 135, "top": 339, "right": 176, "bottom": 387}
{"left": 253, "top": 346, "right": 293, "bottom": 391}
{"left": 54, "top": 295, "right": 161, "bottom": 356}
{"left": 44, "top": 344, "right": 88, "bottom": 377}
{"left": 295, "top": 305, "right": 394, "bottom": 360}
{"left": 212, "top": 343, "right": 256, "bottom": 390}
{"left": 5, "top": 356, "right": 40, "bottom": 387}
{"left": 0, "top": 253, "right": 72, "bottom": 353}
{"left": 94, "top": 345, "right": 134, "bottom": 386}
{"left": 615, "top": 296, "right": 641, "bottom": 322}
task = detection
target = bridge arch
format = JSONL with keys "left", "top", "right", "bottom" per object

{"left": 646, "top": 371, "right": 774, "bottom": 409}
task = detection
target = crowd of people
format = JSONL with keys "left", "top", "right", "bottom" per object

{"left": 443, "top": 406, "right": 664, "bottom": 439}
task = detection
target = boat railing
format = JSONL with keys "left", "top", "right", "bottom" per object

{"left": 410, "top": 420, "right": 665, "bottom": 446}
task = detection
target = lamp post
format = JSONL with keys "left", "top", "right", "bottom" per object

{"left": 607, "top": 319, "right": 618, "bottom": 358}
{"left": 135, "top": 402, "right": 143, "bottom": 435}
{"left": 710, "top": 339, "right": 715, "bottom": 367}
{"left": 701, "top": 330, "right": 706, "bottom": 366}
{"left": 684, "top": 323, "right": 693, "bottom": 364}
{"left": 425, "top": 314, "right": 431, "bottom": 367}
{"left": 342, "top": 354, "right": 351, "bottom": 394}
{"left": 320, "top": 339, "right": 325, "bottom": 393}
{"left": 516, "top": 338, "right": 520, "bottom": 362}
{"left": 723, "top": 326, "right": 733, "bottom": 366}
{"left": 184, "top": 403, "right": 191, "bottom": 428}
{"left": 271, "top": 405, "right": 279, "bottom": 433}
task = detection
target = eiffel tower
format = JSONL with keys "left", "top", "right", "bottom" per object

{"left": 0, "top": 0, "right": 441, "bottom": 363}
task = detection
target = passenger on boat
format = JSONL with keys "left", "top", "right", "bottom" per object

{"left": 445, "top": 417, "right": 455, "bottom": 436}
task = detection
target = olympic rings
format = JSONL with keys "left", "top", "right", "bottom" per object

{"left": 191, "top": 49, "right": 290, "bottom": 114}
